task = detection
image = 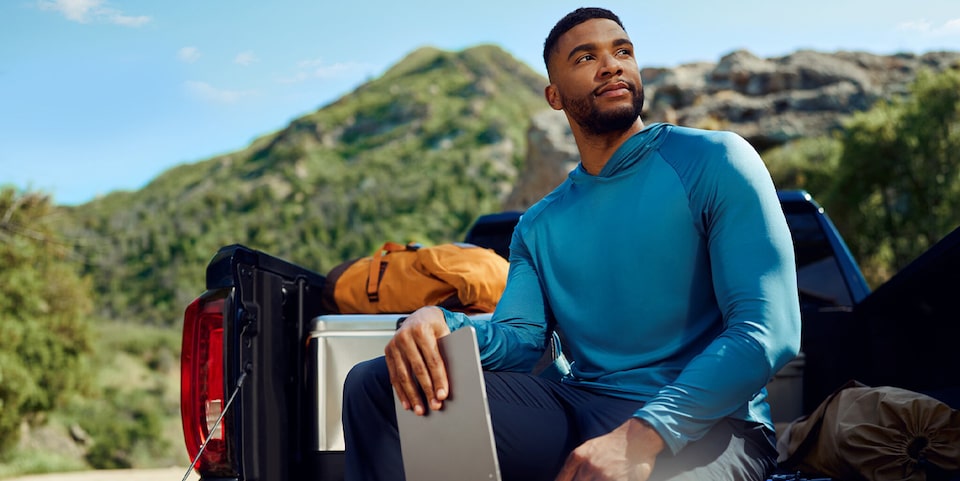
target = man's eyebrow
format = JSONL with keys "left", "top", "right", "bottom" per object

{"left": 566, "top": 38, "right": 634, "bottom": 61}
{"left": 566, "top": 42, "right": 597, "bottom": 61}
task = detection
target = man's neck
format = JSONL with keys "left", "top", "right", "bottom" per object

{"left": 572, "top": 119, "right": 645, "bottom": 175}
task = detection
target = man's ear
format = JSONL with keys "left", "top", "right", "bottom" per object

{"left": 544, "top": 84, "right": 563, "bottom": 111}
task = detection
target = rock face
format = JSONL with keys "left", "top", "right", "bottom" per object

{"left": 508, "top": 49, "right": 960, "bottom": 210}
{"left": 643, "top": 49, "right": 960, "bottom": 150}
{"left": 503, "top": 109, "right": 578, "bottom": 211}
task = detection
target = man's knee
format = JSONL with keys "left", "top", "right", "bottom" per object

{"left": 651, "top": 419, "right": 776, "bottom": 481}
{"left": 343, "top": 356, "right": 392, "bottom": 403}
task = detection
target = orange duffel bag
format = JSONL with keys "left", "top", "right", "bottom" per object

{"left": 320, "top": 242, "right": 509, "bottom": 314}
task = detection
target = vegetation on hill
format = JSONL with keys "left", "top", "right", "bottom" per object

{"left": 1, "top": 43, "right": 958, "bottom": 477}
{"left": 828, "top": 69, "right": 960, "bottom": 282}
{"left": 65, "top": 44, "right": 549, "bottom": 327}
{"left": 2, "top": 44, "right": 553, "bottom": 477}
{"left": 763, "top": 68, "right": 960, "bottom": 285}
{"left": 0, "top": 190, "right": 186, "bottom": 477}
{"left": 0, "top": 189, "right": 93, "bottom": 457}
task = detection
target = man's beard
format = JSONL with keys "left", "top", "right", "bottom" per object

{"left": 561, "top": 84, "right": 645, "bottom": 135}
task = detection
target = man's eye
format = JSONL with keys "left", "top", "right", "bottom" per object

{"left": 617, "top": 48, "right": 632, "bottom": 57}
{"left": 576, "top": 54, "right": 594, "bottom": 63}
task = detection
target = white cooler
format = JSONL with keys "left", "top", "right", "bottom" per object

{"left": 305, "top": 313, "right": 804, "bottom": 450}
{"left": 304, "top": 313, "right": 492, "bottom": 452}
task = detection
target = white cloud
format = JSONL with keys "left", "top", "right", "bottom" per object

{"left": 281, "top": 57, "right": 371, "bottom": 83}
{"left": 943, "top": 18, "right": 960, "bottom": 35}
{"left": 184, "top": 81, "right": 256, "bottom": 104}
{"left": 38, "top": 0, "right": 100, "bottom": 22}
{"left": 37, "top": 0, "right": 151, "bottom": 27}
{"left": 108, "top": 12, "right": 150, "bottom": 27}
{"left": 312, "top": 62, "right": 359, "bottom": 79}
{"left": 896, "top": 19, "right": 934, "bottom": 33}
{"left": 297, "top": 58, "right": 326, "bottom": 69}
{"left": 234, "top": 51, "right": 259, "bottom": 67}
{"left": 897, "top": 17, "right": 960, "bottom": 36}
{"left": 178, "top": 47, "right": 201, "bottom": 63}
{"left": 277, "top": 72, "right": 310, "bottom": 84}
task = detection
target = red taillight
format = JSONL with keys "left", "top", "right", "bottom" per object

{"left": 181, "top": 293, "right": 236, "bottom": 476}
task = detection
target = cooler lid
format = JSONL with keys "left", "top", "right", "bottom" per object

{"left": 309, "top": 313, "right": 493, "bottom": 334}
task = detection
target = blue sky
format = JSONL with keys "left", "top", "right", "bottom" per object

{"left": 2, "top": 0, "right": 958, "bottom": 205}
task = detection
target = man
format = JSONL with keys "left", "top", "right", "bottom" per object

{"left": 342, "top": 7, "right": 801, "bottom": 481}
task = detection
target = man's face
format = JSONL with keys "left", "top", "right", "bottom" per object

{"left": 545, "top": 18, "right": 644, "bottom": 135}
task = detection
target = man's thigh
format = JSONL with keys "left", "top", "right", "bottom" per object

{"left": 650, "top": 418, "right": 778, "bottom": 481}
{"left": 427, "top": 369, "right": 776, "bottom": 481}
{"left": 483, "top": 371, "right": 575, "bottom": 481}
{"left": 483, "top": 372, "right": 645, "bottom": 481}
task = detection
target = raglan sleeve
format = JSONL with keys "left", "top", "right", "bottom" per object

{"left": 441, "top": 221, "right": 551, "bottom": 372}
{"left": 633, "top": 131, "right": 802, "bottom": 454}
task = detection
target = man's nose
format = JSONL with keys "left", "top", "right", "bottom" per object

{"left": 598, "top": 54, "right": 623, "bottom": 77}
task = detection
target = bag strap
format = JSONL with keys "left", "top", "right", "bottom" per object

{"left": 366, "top": 242, "right": 418, "bottom": 302}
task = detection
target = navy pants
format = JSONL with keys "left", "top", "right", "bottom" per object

{"left": 343, "top": 357, "right": 777, "bottom": 481}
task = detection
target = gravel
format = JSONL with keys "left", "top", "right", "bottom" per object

{"left": 4, "top": 467, "right": 198, "bottom": 481}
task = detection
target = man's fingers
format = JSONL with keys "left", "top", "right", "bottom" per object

{"left": 552, "top": 424, "right": 657, "bottom": 481}
{"left": 553, "top": 449, "right": 584, "bottom": 481}
{"left": 554, "top": 463, "right": 583, "bottom": 481}
{"left": 387, "top": 339, "right": 429, "bottom": 414}
{"left": 419, "top": 324, "right": 449, "bottom": 405}
{"left": 390, "top": 328, "right": 442, "bottom": 414}
{"left": 400, "top": 325, "right": 443, "bottom": 411}
{"left": 384, "top": 306, "right": 452, "bottom": 414}
{"left": 553, "top": 463, "right": 574, "bottom": 481}
{"left": 384, "top": 345, "right": 413, "bottom": 411}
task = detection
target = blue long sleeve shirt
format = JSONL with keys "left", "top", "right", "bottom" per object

{"left": 443, "top": 122, "right": 802, "bottom": 454}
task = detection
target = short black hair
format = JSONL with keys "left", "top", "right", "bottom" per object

{"left": 542, "top": 7, "right": 625, "bottom": 72}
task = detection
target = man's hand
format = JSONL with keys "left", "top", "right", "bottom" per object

{"left": 555, "top": 417, "right": 665, "bottom": 481}
{"left": 384, "top": 306, "right": 451, "bottom": 415}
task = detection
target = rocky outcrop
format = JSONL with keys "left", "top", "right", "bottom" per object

{"left": 642, "top": 49, "right": 960, "bottom": 150}
{"left": 507, "top": 49, "right": 960, "bottom": 210}
{"left": 503, "top": 110, "right": 578, "bottom": 211}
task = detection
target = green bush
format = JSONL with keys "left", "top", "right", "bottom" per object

{"left": 0, "top": 447, "right": 88, "bottom": 478}
{"left": 71, "top": 388, "right": 170, "bottom": 469}
{"left": 0, "top": 188, "right": 94, "bottom": 454}
{"left": 827, "top": 69, "right": 960, "bottom": 285}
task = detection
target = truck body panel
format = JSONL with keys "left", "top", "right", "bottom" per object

{"left": 181, "top": 191, "right": 960, "bottom": 481}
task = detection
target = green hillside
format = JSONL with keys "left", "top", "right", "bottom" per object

{"left": 6, "top": 45, "right": 960, "bottom": 476}
{"left": 64, "top": 44, "right": 549, "bottom": 327}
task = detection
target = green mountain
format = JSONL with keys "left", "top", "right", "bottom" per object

{"left": 65, "top": 44, "right": 549, "bottom": 326}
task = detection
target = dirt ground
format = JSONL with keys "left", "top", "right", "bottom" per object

{"left": 5, "top": 467, "right": 198, "bottom": 481}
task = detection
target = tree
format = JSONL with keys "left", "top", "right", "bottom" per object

{"left": 762, "top": 135, "right": 843, "bottom": 198}
{"left": 826, "top": 69, "right": 960, "bottom": 285}
{"left": 0, "top": 188, "right": 93, "bottom": 453}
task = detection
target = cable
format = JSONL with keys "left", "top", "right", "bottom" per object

{"left": 181, "top": 369, "right": 248, "bottom": 481}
